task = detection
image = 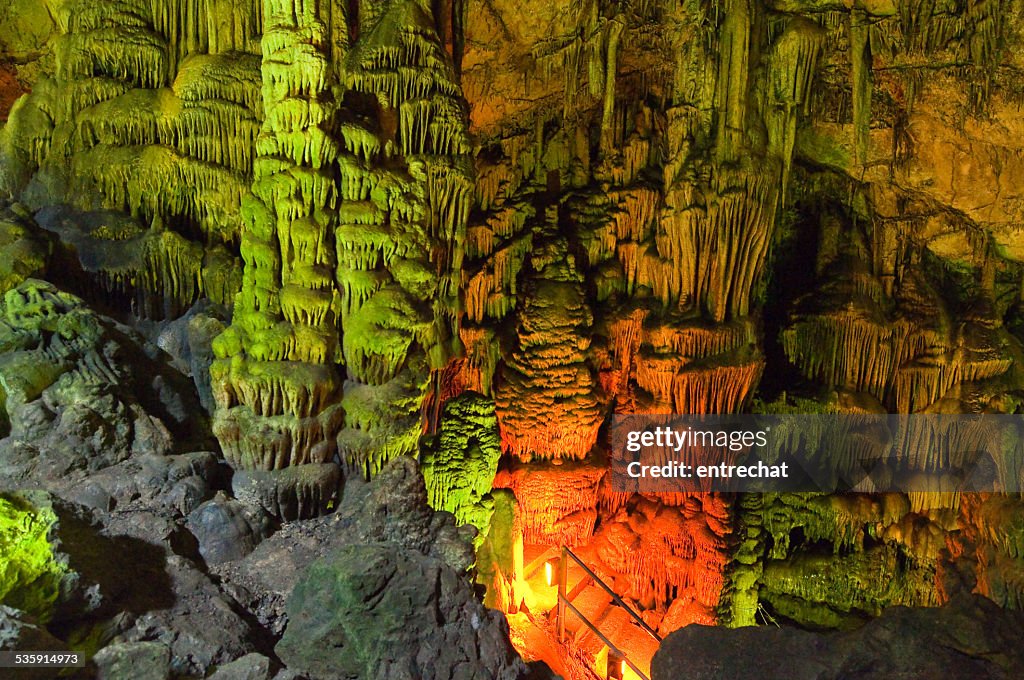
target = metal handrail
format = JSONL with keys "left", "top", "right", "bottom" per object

{"left": 562, "top": 547, "right": 662, "bottom": 643}
{"left": 560, "top": 595, "right": 653, "bottom": 680}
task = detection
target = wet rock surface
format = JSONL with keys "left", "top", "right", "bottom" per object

{"left": 93, "top": 641, "right": 173, "bottom": 680}
{"left": 3, "top": 449, "right": 536, "bottom": 679}
{"left": 186, "top": 493, "right": 274, "bottom": 565}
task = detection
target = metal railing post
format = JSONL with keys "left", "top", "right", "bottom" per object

{"left": 563, "top": 547, "right": 662, "bottom": 643}
{"left": 557, "top": 546, "right": 568, "bottom": 642}
{"left": 553, "top": 547, "right": 661, "bottom": 680}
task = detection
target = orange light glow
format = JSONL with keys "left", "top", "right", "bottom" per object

{"left": 545, "top": 560, "right": 553, "bottom": 587}
{"left": 607, "top": 654, "right": 624, "bottom": 680}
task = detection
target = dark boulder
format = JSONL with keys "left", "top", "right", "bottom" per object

{"left": 653, "top": 594, "right": 1024, "bottom": 680}
{"left": 232, "top": 463, "right": 340, "bottom": 521}
{"left": 276, "top": 542, "right": 528, "bottom": 680}
{"left": 187, "top": 493, "right": 274, "bottom": 565}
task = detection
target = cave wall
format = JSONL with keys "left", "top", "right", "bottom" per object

{"left": 3, "top": 0, "right": 1024, "bottom": 644}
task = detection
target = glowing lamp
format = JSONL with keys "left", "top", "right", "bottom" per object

{"left": 544, "top": 559, "right": 555, "bottom": 587}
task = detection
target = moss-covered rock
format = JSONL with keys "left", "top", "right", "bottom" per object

{"left": 0, "top": 493, "right": 68, "bottom": 622}
{"left": 276, "top": 542, "right": 529, "bottom": 680}
{"left": 0, "top": 280, "right": 209, "bottom": 480}
{"left": 0, "top": 204, "right": 49, "bottom": 295}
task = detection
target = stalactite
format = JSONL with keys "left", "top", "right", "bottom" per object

{"left": 670, "top": 360, "right": 763, "bottom": 415}
{"left": 74, "top": 145, "right": 249, "bottom": 246}
{"left": 56, "top": 27, "right": 169, "bottom": 90}
{"left": 611, "top": 188, "right": 659, "bottom": 241}
{"left": 493, "top": 460, "right": 605, "bottom": 546}
{"left": 603, "top": 308, "right": 647, "bottom": 404}
{"left": 463, "top": 233, "right": 531, "bottom": 324}
{"left": 10, "top": 0, "right": 1022, "bottom": 647}
{"left": 869, "top": 0, "right": 1006, "bottom": 112}
{"left": 644, "top": 168, "right": 779, "bottom": 321}
{"left": 784, "top": 248, "right": 1014, "bottom": 413}
{"left": 148, "top": 0, "right": 212, "bottom": 75}
{"left": 762, "top": 18, "right": 824, "bottom": 194}
{"left": 459, "top": 325, "right": 500, "bottom": 395}
{"left": 336, "top": 366, "right": 429, "bottom": 477}
{"left": 599, "top": 17, "right": 625, "bottom": 156}
{"left": 739, "top": 491, "right": 945, "bottom": 628}
{"left": 715, "top": 0, "right": 750, "bottom": 163}
{"left": 850, "top": 10, "right": 872, "bottom": 166}
{"left": 475, "top": 161, "right": 522, "bottom": 212}
{"left": 2, "top": 3, "right": 264, "bottom": 321}
{"left": 762, "top": 543, "right": 938, "bottom": 622}
{"left": 957, "top": 494, "right": 1024, "bottom": 609}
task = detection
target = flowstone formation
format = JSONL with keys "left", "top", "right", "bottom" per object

{"left": 453, "top": 0, "right": 1024, "bottom": 664}
{"left": 458, "top": 0, "right": 824, "bottom": 646}
{"left": 1, "top": 0, "right": 261, "bottom": 316}
{"left": 209, "top": 0, "right": 473, "bottom": 519}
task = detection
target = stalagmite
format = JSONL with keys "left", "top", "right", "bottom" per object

{"left": 495, "top": 238, "right": 602, "bottom": 462}
{"left": 210, "top": 0, "right": 344, "bottom": 518}
{"left": 421, "top": 392, "right": 502, "bottom": 545}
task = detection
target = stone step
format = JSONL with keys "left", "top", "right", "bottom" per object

{"left": 564, "top": 584, "right": 611, "bottom": 637}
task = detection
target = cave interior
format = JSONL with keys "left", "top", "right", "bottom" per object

{"left": 2, "top": 0, "right": 1024, "bottom": 679}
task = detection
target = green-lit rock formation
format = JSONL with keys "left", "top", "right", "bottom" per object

{"left": 206, "top": 0, "right": 472, "bottom": 514}
{"left": 331, "top": 0, "right": 472, "bottom": 476}
{"left": 208, "top": 0, "right": 346, "bottom": 519}
{"left": 2, "top": 0, "right": 259, "bottom": 316}
{"left": 0, "top": 279, "right": 206, "bottom": 478}
{"left": 0, "top": 493, "right": 67, "bottom": 622}
{"left": 0, "top": 204, "right": 49, "bottom": 295}
{"left": 421, "top": 391, "right": 502, "bottom": 544}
